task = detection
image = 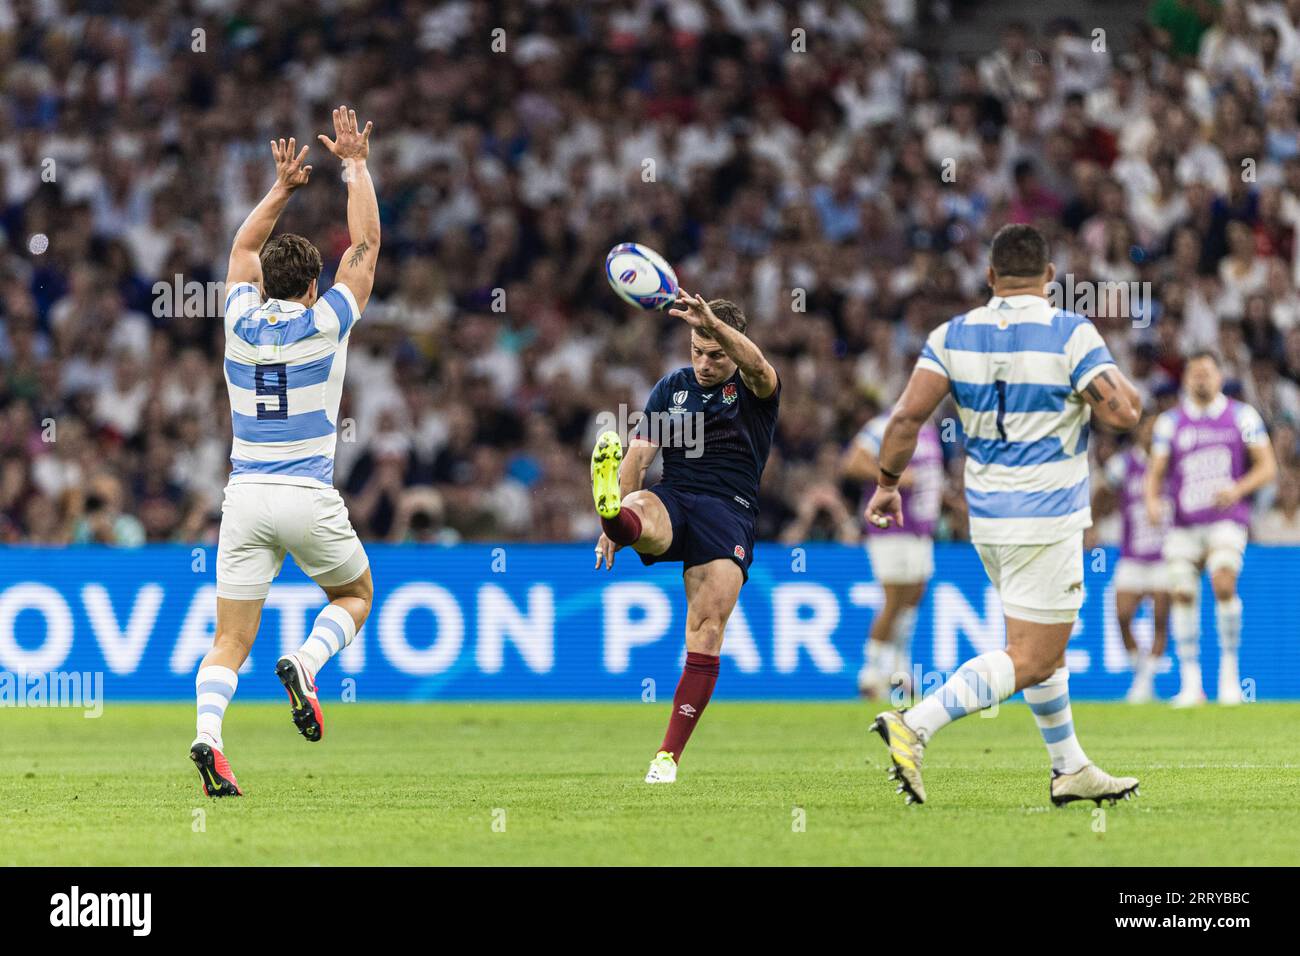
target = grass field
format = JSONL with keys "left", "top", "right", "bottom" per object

{"left": 2, "top": 700, "right": 1298, "bottom": 866}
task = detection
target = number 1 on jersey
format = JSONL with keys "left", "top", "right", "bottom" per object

{"left": 994, "top": 379, "right": 1008, "bottom": 441}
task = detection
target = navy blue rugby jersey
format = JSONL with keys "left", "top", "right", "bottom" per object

{"left": 634, "top": 366, "right": 780, "bottom": 510}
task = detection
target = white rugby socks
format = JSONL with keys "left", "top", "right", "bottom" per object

{"left": 1023, "top": 666, "right": 1089, "bottom": 774}
{"left": 890, "top": 605, "right": 917, "bottom": 680}
{"left": 194, "top": 665, "right": 238, "bottom": 750}
{"left": 1215, "top": 596, "right": 1242, "bottom": 699}
{"left": 903, "top": 650, "right": 1016, "bottom": 740}
{"left": 864, "top": 638, "right": 891, "bottom": 678}
{"left": 1172, "top": 599, "right": 1202, "bottom": 696}
{"left": 297, "top": 603, "right": 357, "bottom": 677}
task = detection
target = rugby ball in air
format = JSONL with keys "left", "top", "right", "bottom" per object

{"left": 605, "top": 242, "right": 679, "bottom": 311}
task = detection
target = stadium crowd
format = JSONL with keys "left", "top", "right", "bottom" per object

{"left": 3, "top": 0, "right": 1300, "bottom": 547}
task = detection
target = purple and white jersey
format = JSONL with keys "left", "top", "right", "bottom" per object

{"left": 1103, "top": 447, "right": 1169, "bottom": 561}
{"left": 857, "top": 416, "right": 944, "bottom": 537}
{"left": 1151, "top": 395, "right": 1267, "bottom": 528}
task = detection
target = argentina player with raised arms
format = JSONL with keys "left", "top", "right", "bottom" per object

{"left": 190, "top": 106, "right": 379, "bottom": 797}
{"left": 865, "top": 224, "right": 1145, "bottom": 806}
{"left": 590, "top": 293, "right": 779, "bottom": 784}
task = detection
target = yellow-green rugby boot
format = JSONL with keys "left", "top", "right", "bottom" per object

{"left": 591, "top": 430, "right": 624, "bottom": 519}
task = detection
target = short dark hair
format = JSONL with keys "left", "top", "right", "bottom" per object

{"left": 261, "top": 233, "right": 322, "bottom": 300}
{"left": 701, "top": 298, "right": 747, "bottom": 336}
{"left": 989, "top": 223, "right": 1049, "bottom": 278}
{"left": 1187, "top": 348, "right": 1220, "bottom": 366}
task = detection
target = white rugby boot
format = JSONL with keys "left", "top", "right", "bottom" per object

{"left": 857, "top": 664, "right": 890, "bottom": 701}
{"left": 1217, "top": 658, "right": 1243, "bottom": 706}
{"left": 1125, "top": 657, "right": 1156, "bottom": 704}
{"left": 645, "top": 750, "right": 678, "bottom": 784}
{"left": 1050, "top": 764, "right": 1139, "bottom": 807}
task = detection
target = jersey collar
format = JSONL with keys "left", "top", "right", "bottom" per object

{"left": 986, "top": 293, "right": 1046, "bottom": 310}
{"left": 264, "top": 298, "right": 308, "bottom": 313}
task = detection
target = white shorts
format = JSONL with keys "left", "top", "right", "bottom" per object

{"left": 216, "top": 483, "right": 369, "bottom": 600}
{"left": 1112, "top": 557, "right": 1170, "bottom": 595}
{"left": 867, "top": 534, "right": 934, "bottom": 585}
{"left": 1163, "top": 521, "right": 1248, "bottom": 576}
{"left": 974, "top": 531, "right": 1084, "bottom": 624}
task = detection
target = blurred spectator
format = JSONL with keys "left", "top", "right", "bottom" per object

{"left": 1253, "top": 468, "right": 1300, "bottom": 542}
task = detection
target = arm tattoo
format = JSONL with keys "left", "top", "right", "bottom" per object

{"left": 1084, "top": 369, "right": 1115, "bottom": 404}
{"left": 347, "top": 241, "right": 370, "bottom": 268}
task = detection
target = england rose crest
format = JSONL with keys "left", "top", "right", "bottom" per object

{"left": 722, "top": 383, "right": 738, "bottom": 404}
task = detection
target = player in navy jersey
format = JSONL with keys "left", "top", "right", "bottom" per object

{"left": 590, "top": 292, "right": 780, "bottom": 784}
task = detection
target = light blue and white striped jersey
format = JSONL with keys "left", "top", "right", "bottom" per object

{"left": 222, "top": 280, "right": 361, "bottom": 488}
{"left": 915, "top": 294, "right": 1117, "bottom": 544}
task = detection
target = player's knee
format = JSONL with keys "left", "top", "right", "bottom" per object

{"left": 1167, "top": 560, "right": 1199, "bottom": 599}
{"left": 1206, "top": 551, "right": 1239, "bottom": 597}
{"left": 687, "top": 616, "right": 725, "bottom": 654}
{"left": 212, "top": 630, "right": 254, "bottom": 661}
{"left": 347, "top": 575, "right": 375, "bottom": 623}
{"left": 1209, "top": 568, "right": 1237, "bottom": 603}
{"left": 325, "top": 571, "right": 374, "bottom": 625}
{"left": 1006, "top": 641, "right": 1061, "bottom": 687}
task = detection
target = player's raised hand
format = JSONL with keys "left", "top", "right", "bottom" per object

{"left": 317, "top": 105, "right": 373, "bottom": 162}
{"left": 668, "top": 290, "right": 717, "bottom": 329}
{"left": 270, "top": 137, "right": 312, "bottom": 191}
{"left": 594, "top": 533, "right": 618, "bottom": 570}
{"left": 865, "top": 485, "right": 904, "bottom": 530}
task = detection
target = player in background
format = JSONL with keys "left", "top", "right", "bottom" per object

{"left": 1099, "top": 412, "right": 1172, "bottom": 703}
{"left": 865, "top": 224, "right": 1144, "bottom": 806}
{"left": 191, "top": 106, "right": 380, "bottom": 797}
{"left": 841, "top": 404, "right": 944, "bottom": 700}
{"left": 1144, "top": 351, "right": 1277, "bottom": 707}
{"left": 591, "top": 292, "right": 779, "bottom": 784}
